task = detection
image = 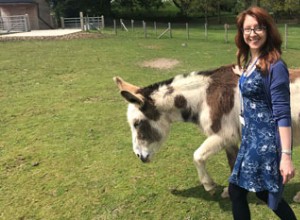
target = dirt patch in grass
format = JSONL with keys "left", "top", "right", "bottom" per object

{"left": 141, "top": 58, "right": 180, "bottom": 70}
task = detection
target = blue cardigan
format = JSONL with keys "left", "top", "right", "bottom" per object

{"left": 262, "top": 59, "right": 291, "bottom": 210}
{"left": 263, "top": 59, "right": 291, "bottom": 127}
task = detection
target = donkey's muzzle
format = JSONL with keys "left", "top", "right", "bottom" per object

{"left": 137, "top": 154, "right": 150, "bottom": 163}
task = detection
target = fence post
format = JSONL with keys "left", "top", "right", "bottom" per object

{"left": 204, "top": 23, "right": 207, "bottom": 40}
{"left": 186, "top": 22, "right": 189, "bottom": 40}
{"left": 154, "top": 21, "right": 157, "bottom": 37}
{"left": 168, "top": 22, "right": 172, "bottom": 38}
{"left": 24, "top": 14, "right": 31, "bottom": 31}
{"left": 60, "top": 17, "right": 65, "bottom": 29}
{"left": 143, "top": 20, "right": 147, "bottom": 38}
{"left": 113, "top": 19, "right": 117, "bottom": 35}
{"left": 131, "top": 19, "right": 134, "bottom": 31}
{"left": 80, "top": 12, "right": 84, "bottom": 31}
{"left": 101, "top": 15, "right": 105, "bottom": 29}
{"left": 224, "top": 23, "right": 228, "bottom": 43}
{"left": 284, "top": 24, "right": 288, "bottom": 50}
{"left": 87, "top": 16, "right": 90, "bottom": 30}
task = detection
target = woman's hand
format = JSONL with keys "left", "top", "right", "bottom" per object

{"left": 280, "top": 154, "right": 295, "bottom": 184}
{"left": 278, "top": 127, "right": 295, "bottom": 184}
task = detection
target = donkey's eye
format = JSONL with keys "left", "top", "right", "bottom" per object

{"left": 133, "top": 120, "right": 140, "bottom": 128}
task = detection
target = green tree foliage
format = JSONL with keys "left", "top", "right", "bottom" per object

{"left": 172, "top": 0, "right": 193, "bottom": 16}
{"left": 49, "top": 0, "right": 299, "bottom": 20}
{"left": 260, "top": 0, "right": 300, "bottom": 19}
{"left": 172, "top": 0, "right": 238, "bottom": 16}
{"left": 112, "top": 0, "right": 163, "bottom": 11}
{"left": 49, "top": 0, "right": 111, "bottom": 17}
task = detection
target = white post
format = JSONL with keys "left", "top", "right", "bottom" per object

{"left": 285, "top": 24, "right": 288, "bottom": 50}
{"left": 186, "top": 22, "right": 189, "bottom": 40}
{"left": 143, "top": 20, "right": 147, "bottom": 38}
{"left": 101, "top": 15, "right": 104, "bottom": 29}
{"left": 114, "top": 19, "right": 117, "bottom": 35}
{"left": 204, "top": 23, "right": 208, "bottom": 40}
{"left": 24, "top": 14, "right": 31, "bottom": 31}
{"left": 80, "top": 12, "right": 84, "bottom": 31}
{"left": 86, "top": 16, "right": 90, "bottom": 31}
{"left": 131, "top": 19, "right": 134, "bottom": 31}
{"left": 224, "top": 23, "right": 228, "bottom": 43}
{"left": 168, "top": 22, "right": 172, "bottom": 38}
{"left": 60, "top": 17, "right": 65, "bottom": 29}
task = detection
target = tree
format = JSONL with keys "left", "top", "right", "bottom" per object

{"left": 49, "top": 0, "right": 112, "bottom": 18}
{"left": 260, "top": 0, "right": 300, "bottom": 20}
{"left": 172, "top": 0, "right": 193, "bottom": 16}
{"left": 112, "top": 0, "right": 163, "bottom": 11}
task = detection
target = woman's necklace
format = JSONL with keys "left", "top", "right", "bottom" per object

{"left": 243, "top": 56, "right": 259, "bottom": 77}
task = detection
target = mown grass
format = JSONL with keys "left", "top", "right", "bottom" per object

{"left": 0, "top": 28, "right": 300, "bottom": 219}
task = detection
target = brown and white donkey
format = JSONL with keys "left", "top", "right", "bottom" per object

{"left": 114, "top": 64, "right": 300, "bottom": 200}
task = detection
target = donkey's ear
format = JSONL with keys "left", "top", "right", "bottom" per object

{"left": 120, "top": 91, "right": 144, "bottom": 106}
{"left": 113, "top": 76, "right": 140, "bottom": 92}
{"left": 113, "top": 76, "right": 144, "bottom": 106}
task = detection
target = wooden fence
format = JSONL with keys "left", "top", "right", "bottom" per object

{"left": 59, "top": 13, "right": 299, "bottom": 50}
{"left": 103, "top": 18, "right": 299, "bottom": 49}
{"left": 110, "top": 18, "right": 234, "bottom": 43}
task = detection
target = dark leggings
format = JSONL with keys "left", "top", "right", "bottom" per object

{"left": 229, "top": 183, "right": 297, "bottom": 220}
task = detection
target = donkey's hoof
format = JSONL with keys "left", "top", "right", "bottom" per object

{"left": 293, "top": 191, "right": 300, "bottom": 203}
{"left": 208, "top": 188, "right": 217, "bottom": 196}
{"left": 203, "top": 182, "right": 217, "bottom": 195}
{"left": 221, "top": 187, "right": 229, "bottom": 198}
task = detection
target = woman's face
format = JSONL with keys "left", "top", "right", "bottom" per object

{"left": 243, "top": 15, "right": 267, "bottom": 54}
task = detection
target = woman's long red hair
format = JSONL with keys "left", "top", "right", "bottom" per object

{"left": 235, "top": 6, "right": 282, "bottom": 74}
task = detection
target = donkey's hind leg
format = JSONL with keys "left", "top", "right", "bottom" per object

{"left": 221, "top": 144, "right": 239, "bottom": 198}
{"left": 225, "top": 144, "right": 239, "bottom": 172}
{"left": 193, "top": 134, "right": 226, "bottom": 194}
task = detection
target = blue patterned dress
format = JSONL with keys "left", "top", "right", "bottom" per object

{"left": 229, "top": 68, "right": 282, "bottom": 209}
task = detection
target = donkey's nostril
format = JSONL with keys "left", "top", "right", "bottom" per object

{"left": 140, "top": 154, "right": 150, "bottom": 163}
{"left": 136, "top": 154, "right": 140, "bottom": 158}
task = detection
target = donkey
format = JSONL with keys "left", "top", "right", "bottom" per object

{"left": 114, "top": 64, "right": 300, "bottom": 198}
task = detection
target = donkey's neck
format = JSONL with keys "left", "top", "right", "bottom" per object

{"left": 150, "top": 73, "right": 211, "bottom": 123}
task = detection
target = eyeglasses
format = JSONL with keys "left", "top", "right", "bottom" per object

{"left": 242, "top": 26, "right": 266, "bottom": 35}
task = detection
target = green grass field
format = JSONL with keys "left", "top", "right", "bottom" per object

{"left": 0, "top": 28, "right": 300, "bottom": 219}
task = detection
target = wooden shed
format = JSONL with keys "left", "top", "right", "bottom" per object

{"left": 0, "top": 0, "right": 53, "bottom": 30}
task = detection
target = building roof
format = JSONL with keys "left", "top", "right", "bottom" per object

{"left": 0, "top": 0, "right": 35, "bottom": 3}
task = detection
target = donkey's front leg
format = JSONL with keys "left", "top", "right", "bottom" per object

{"left": 193, "top": 134, "right": 225, "bottom": 193}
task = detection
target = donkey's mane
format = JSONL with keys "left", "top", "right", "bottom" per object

{"left": 138, "top": 65, "right": 234, "bottom": 98}
{"left": 197, "top": 64, "right": 234, "bottom": 77}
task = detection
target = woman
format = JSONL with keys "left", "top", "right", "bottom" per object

{"left": 228, "top": 6, "right": 297, "bottom": 220}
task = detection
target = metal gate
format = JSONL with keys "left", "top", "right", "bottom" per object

{"left": 61, "top": 16, "right": 104, "bottom": 31}
{"left": 0, "top": 15, "right": 30, "bottom": 34}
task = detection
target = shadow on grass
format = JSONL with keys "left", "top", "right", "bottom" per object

{"left": 170, "top": 184, "right": 231, "bottom": 211}
{"left": 171, "top": 182, "right": 300, "bottom": 211}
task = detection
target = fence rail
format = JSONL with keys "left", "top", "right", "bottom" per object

{"left": 0, "top": 14, "right": 30, "bottom": 34}
{"left": 61, "top": 17, "right": 81, "bottom": 29}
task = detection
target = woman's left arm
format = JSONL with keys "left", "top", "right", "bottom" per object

{"left": 270, "top": 61, "right": 295, "bottom": 184}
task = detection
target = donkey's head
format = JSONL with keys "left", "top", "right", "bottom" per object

{"left": 114, "top": 77, "right": 171, "bottom": 163}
